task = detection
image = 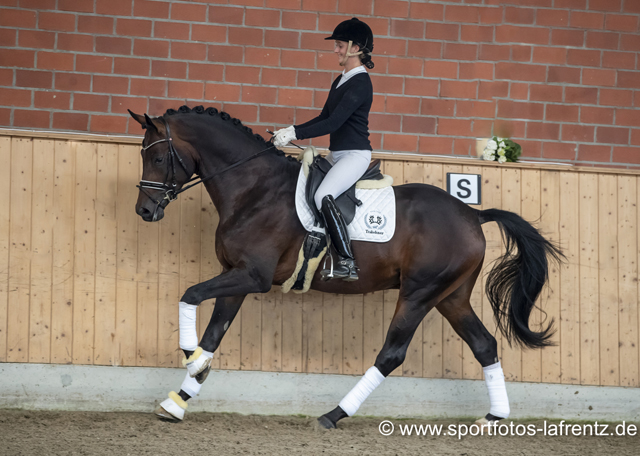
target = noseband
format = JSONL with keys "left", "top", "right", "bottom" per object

{"left": 137, "top": 116, "right": 276, "bottom": 221}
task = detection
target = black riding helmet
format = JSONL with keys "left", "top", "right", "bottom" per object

{"left": 326, "top": 18, "right": 374, "bottom": 69}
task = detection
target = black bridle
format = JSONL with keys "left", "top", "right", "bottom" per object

{"left": 137, "top": 117, "right": 276, "bottom": 221}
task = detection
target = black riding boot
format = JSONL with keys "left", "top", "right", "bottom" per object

{"left": 320, "top": 195, "right": 359, "bottom": 282}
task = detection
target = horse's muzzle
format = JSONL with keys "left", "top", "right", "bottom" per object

{"left": 136, "top": 203, "right": 165, "bottom": 222}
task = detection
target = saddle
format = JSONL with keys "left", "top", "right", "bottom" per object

{"left": 304, "top": 150, "right": 385, "bottom": 227}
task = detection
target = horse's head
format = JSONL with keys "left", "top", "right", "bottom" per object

{"left": 129, "top": 110, "right": 197, "bottom": 222}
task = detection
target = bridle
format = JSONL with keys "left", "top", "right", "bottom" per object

{"left": 137, "top": 116, "right": 276, "bottom": 221}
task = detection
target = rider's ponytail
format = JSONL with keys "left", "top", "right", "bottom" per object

{"left": 361, "top": 52, "right": 374, "bottom": 69}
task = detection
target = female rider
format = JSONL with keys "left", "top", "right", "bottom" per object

{"left": 273, "top": 17, "right": 375, "bottom": 282}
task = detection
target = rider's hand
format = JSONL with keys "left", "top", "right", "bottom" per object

{"left": 273, "top": 125, "right": 297, "bottom": 148}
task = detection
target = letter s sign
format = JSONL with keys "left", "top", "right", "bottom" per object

{"left": 446, "top": 173, "right": 481, "bottom": 205}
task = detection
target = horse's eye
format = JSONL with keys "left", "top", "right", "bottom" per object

{"left": 155, "top": 156, "right": 164, "bottom": 164}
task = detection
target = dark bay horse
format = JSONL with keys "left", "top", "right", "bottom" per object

{"left": 129, "top": 106, "right": 562, "bottom": 428}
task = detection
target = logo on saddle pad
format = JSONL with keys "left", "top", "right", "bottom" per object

{"left": 364, "top": 210, "right": 387, "bottom": 235}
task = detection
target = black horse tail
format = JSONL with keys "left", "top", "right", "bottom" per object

{"left": 478, "top": 208, "right": 564, "bottom": 349}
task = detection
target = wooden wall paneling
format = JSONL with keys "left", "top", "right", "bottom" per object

{"left": 7, "top": 138, "right": 33, "bottom": 362}
{"left": 500, "top": 167, "right": 522, "bottom": 381}
{"left": 343, "top": 293, "right": 364, "bottom": 375}
{"left": 302, "top": 290, "right": 323, "bottom": 373}
{"left": 72, "top": 142, "right": 97, "bottom": 365}
{"left": 116, "top": 145, "right": 139, "bottom": 366}
{"left": 540, "top": 171, "right": 561, "bottom": 384}
{"left": 598, "top": 175, "right": 619, "bottom": 386}
{"left": 0, "top": 137, "right": 10, "bottom": 361}
{"left": 422, "top": 163, "right": 444, "bottom": 378}
{"left": 136, "top": 212, "right": 159, "bottom": 367}
{"left": 51, "top": 140, "right": 75, "bottom": 364}
{"left": 261, "top": 287, "right": 283, "bottom": 372}
{"left": 579, "top": 173, "right": 600, "bottom": 385}
{"left": 93, "top": 143, "right": 118, "bottom": 366}
{"left": 559, "top": 172, "right": 580, "bottom": 384}
{"left": 241, "top": 293, "right": 262, "bottom": 370}
{"left": 521, "top": 169, "right": 542, "bottom": 383}
{"left": 281, "top": 290, "right": 303, "bottom": 372}
{"left": 29, "top": 139, "right": 54, "bottom": 363}
{"left": 362, "top": 291, "right": 384, "bottom": 371}
{"left": 618, "top": 176, "right": 638, "bottom": 386}
{"left": 323, "top": 292, "right": 343, "bottom": 374}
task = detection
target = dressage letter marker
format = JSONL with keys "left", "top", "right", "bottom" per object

{"left": 446, "top": 173, "right": 481, "bottom": 206}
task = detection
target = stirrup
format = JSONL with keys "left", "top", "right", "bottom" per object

{"left": 320, "top": 253, "right": 359, "bottom": 282}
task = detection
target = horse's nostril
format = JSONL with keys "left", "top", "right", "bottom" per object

{"left": 136, "top": 206, "right": 151, "bottom": 217}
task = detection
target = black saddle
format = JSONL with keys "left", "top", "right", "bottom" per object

{"left": 306, "top": 156, "right": 384, "bottom": 227}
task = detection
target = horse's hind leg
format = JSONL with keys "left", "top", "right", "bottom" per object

{"left": 436, "top": 262, "right": 510, "bottom": 423}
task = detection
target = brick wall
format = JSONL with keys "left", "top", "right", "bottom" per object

{"left": 0, "top": 0, "right": 639, "bottom": 167}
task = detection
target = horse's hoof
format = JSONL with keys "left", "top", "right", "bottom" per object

{"left": 195, "top": 365, "right": 211, "bottom": 384}
{"left": 475, "top": 413, "right": 503, "bottom": 428}
{"left": 154, "top": 405, "right": 181, "bottom": 422}
{"left": 317, "top": 415, "right": 337, "bottom": 430}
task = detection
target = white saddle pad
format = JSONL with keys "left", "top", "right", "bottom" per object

{"left": 295, "top": 166, "right": 396, "bottom": 243}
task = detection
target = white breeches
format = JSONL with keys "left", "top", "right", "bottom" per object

{"left": 314, "top": 149, "right": 372, "bottom": 210}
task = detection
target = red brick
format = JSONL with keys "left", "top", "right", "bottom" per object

{"left": 578, "top": 144, "right": 610, "bottom": 161}
{"left": 546, "top": 104, "right": 580, "bottom": 122}
{"left": 444, "top": 43, "right": 477, "bottom": 61}
{"left": 567, "top": 49, "right": 601, "bottom": 67}
{"left": 605, "top": 14, "right": 638, "bottom": 32}
{"left": 425, "top": 22, "right": 459, "bottom": 41}
{"left": 78, "top": 15, "right": 113, "bottom": 34}
{"left": 33, "top": 90, "right": 69, "bottom": 110}
{"left": 18, "top": 30, "right": 55, "bottom": 49}
{"left": 613, "top": 146, "right": 640, "bottom": 163}
{"left": 459, "top": 62, "right": 493, "bottom": 80}
{"left": 570, "top": 11, "right": 604, "bottom": 29}
{"left": 317, "top": 51, "right": 339, "bottom": 70}
{"left": 154, "top": 21, "right": 189, "bottom": 40}
{"left": 386, "top": 58, "right": 421, "bottom": 76}
{"left": 151, "top": 60, "right": 186, "bottom": 79}
{"left": 547, "top": 66, "right": 581, "bottom": 84}
{"left": 478, "top": 81, "right": 508, "bottom": 99}
{"left": 191, "top": 25, "right": 226, "bottom": 44}
{"left": 633, "top": 130, "right": 640, "bottom": 146}
{"left": 73, "top": 93, "right": 110, "bottom": 112}
{"left": 370, "top": 75, "right": 403, "bottom": 94}
{"left": 386, "top": 96, "right": 419, "bottom": 114}
{"left": 113, "top": 57, "right": 149, "bottom": 76}
{"left": 440, "top": 80, "right": 477, "bottom": 99}
{"left": 562, "top": 124, "right": 594, "bottom": 142}
{"left": 74, "top": 55, "right": 111, "bottom": 74}
{"left": 93, "top": 75, "right": 128, "bottom": 95}
{"left": 599, "top": 89, "right": 632, "bottom": 107}
{"left": 301, "top": 0, "right": 336, "bottom": 12}
{"left": 0, "top": 8, "right": 36, "bottom": 28}
{"left": 296, "top": 71, "right": 331, "bottom": 89}
{"left": 511, "top": 45, "right": 532, "bottom": 62}
{"left": 16, "top": 70, "right": 51, "bottom": 89}
{"left": 478, "top": 6, "right": 502, "bottom": 25}
{"left": 171, "top": 42, "right": 207, "bottom": 61}
{"left": 400, "top": 116, "right": 434, "bottom": 134}
{"left": 580, "top": 106, "right": 614, "bottom": 124}
{"left": 543, "top": 142, "right": 576, "bottom": 160}
{"left": 133, "top": 39, "right": 169, "bottom": 58}
{"left": 110, "top": 96, "right": 146, "bottom": 115}
{"left": 167, "top": 81, "right": 204, "bottom": 99}
{"left": 117, "top": 18, "right": 153, "bottom": 37}
{"left": 265, "top": 30, "right": 300, "bottom": 49}
{"left": 278, "top": 88, "right": 313, "bottom": 106}
{"left": 55, "top": 73, "right": 91, "bottom": 91}
{"left": 510, "top": 82, "right": 529, "bottom": 100}
{"left": 536, "top": 9, "right": 569, "bottom": 27}
{"left": 602, "top": 51, "right": 635, "bottom": 69}
{"left": 227, "top": 27, "right": 263, "bottom": 47}
{"left": 133, "top": 0, "right": 169, "bottom": 18}
{"left": 300, "top": 32, "right": 329, "bottom": 52}
{"left": 91, "top": 115, "right": 128, "bottom": 134}
{"left": 526, "top": 122, "right": 559, "bottom": 140}
{"left": 223, "top": 66, "right": 259, "bottom": 85}
{"left": 445, "top": 5, "right": 479, "bottom": 23}
{"left": 495, "top": 25, "right": 549, "bottom": 45}
{"left": 0, "top": 88, "right": 31, "bottom": 107}
{"left": 456, "top": 100, "right": 495, "bottom": 118}
{"left": 589, "top": 0, "right": 622, "bottom": 12}
{"left": 374, "top": 37, "right": 408, "bottom": 57}
{"left": 374, "top": 0, "right": 409, "bottom": 18}
{"left": 505, "top": 6, "right": 535, "bottom": 24}
{"left": 281, "top": 50, "right": 315, "bottom": 69}
{"left": 616, "top": 109, "right": 640, "bottom": 127}
{"left": 497, "top": 100, "right": 543, "bottom": 120}
{"left": 624, "top": 0, "right": 640, "bottom": 13}
{"left": 438, "top": 118, "right": 472, "bottom": 137}
{"left": 337, "top": 0, "right": 372, "bottom": 14}
{"left": 389, "top": 19, "right": 424, "bottom": 39}
{"left": 208, "top": 45, "right": 244, "bottom": 64}
{"left": 208, "top": 6, "right": 243, "bottom": 24}
{"left": 57, "top": 33, "right": 94, "bottom": 52}
{"left": 0, "top": 68, "right": 11, "bottom": 86}
{"left": 421, "top": 99, "right": 454, "bottom": 116}
{"left": 148, "top": 98, "right": 180, "bottom": 117}
{"left": 418, "top": 135, "right": 453, "bottom": 155}
{"left": 239, "top": 86, "right": 275, "bottom": 104}
{"left": 479, "top": 44, "right": 510, "bottom": 61}
{"left": 550, "top": 29, "right": 584, "bottom": 47}
{"left": 618, "top": 71, "right": 640, "bottom": 89}
{"left": 620, "top": 34, "right": 640, "bottom": 52}
{"left": 582, "top": 68, "right": 616, "bottom": 87}
{"left": 368, "top": 113, "right": 400, "bottom": 132}
{"left": 204, "top": 83, "right": 241, "bottom": 103}
{"left": 598, "top": 126, "right": 629, "bottom": 144}
{"left": 586, "top": 31, "right": 620, "bottom": 49}
{"left": 383, "top": 133, "right": 418, "bottom": 152}
{"left": 53, "top": 112, "right": 88, "bottom": 131}
{"left": 265, "top": 0, "right": 301, "bottom": 10}
{"left": 186, "top": 62, "right": 222, "bottom": 82}
{"left": 495, "top": 62, "right": 546, "bottom": 82}
{"left": 282, "top": 11, "right": 317, "bottom": 30}
{"left": 404, "top": 78, "right": 439, "bottom": 97}
{"left": 532, "top": 47, "right": 566, "bottom": 65}
{"left": 409, "top": 1, "right": 442, "bottom": 20}
{"left": 96, "top": 37, "right": 132, "bottom": 55}
{"left": 244, "top": 8, "right": 279, "bottom": 27}
{"left": 38, "top": 12, "right": 75, "bottom": 31}
{"left": 0, "top": 28, "right": 14, "bottom": 47}
{"left": 530, "top": 84, "right": 563, "bottom": 102}
{"left": 260, "top": 106, "right": 295, "bottom": 125}
{"left": 36, "top": 52, "right": 73, "bottom": 71}
{"left": 130, "top": 78, "right": 165, "bottom": 97}
{"left": 96, "top": 0, "right": 132, "bottom": 16}
{"left": 565, "top": 86, "right": 598, "bottom": 104}
{"left": 407, "top": 41, "right": 442, "bottom": 59}
{"left": 461, "top": 25, "right": 494, "bottom": 43}
{"left": 222, "top": 104, "right": 258, "bottom": 123}
{"left": 14, "top": 110, "right": 49, "bottom": 128}
{"left": 170, "top": 2, "right": 207, "bottom": 21}
{"left": 17, "top": 0, "right": 55, "bottom": 9}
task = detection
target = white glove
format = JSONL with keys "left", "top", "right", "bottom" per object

{"left": 273, "top": 125, "right": 297, "bottom": 148}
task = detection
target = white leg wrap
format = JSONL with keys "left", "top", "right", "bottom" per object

{"left": 182, "top": 346, "right": 214, "bottom": 377}
{"left": 181, "top": 371, "right": 204, "bottom": 397}
{"left": 179, "top": 301, "right": 198, "bottom": 351}
{"left": 483, "top": 361, "right": 510, "bottom": 418}
{"left": 159, "top": 392, "right": 187, "bottom": 421}
{"left": 338, "top": 366, "right": 385, "bottom": 416}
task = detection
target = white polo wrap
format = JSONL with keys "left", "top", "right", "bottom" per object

{"left": 179, "top": 301, "right": 198, "bottom": 351}
{"left": 338, "top": 366, "right": 385, "bottom": 416}
{"left": 181, "top": 371, "right": 204, "bottom": 398}
{"left": 483, "top": 361, "right": 510, "bottom": 418}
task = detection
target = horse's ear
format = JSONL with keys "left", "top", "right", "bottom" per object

{"left": 128, "top": 109, "right": 146, "bottom": 129}
{"left": 143, "top": 113, "right": 158, "bottom": 133}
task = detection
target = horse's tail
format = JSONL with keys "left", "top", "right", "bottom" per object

{"left": 478, "top": 208, "right": 564, "bottom": 349}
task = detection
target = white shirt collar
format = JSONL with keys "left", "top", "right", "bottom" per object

{"left": 336, "top": 65, "right": 367, "bottom": 88}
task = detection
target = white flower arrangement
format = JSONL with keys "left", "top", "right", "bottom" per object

{"left": 481, "top": 136, "right": 522, "bottom": 163}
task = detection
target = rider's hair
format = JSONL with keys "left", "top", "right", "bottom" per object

{"left": 360, "top": 52, "right": 374, "bottom": 69}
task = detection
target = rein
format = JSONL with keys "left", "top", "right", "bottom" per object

{"left": 137, "top": 117, "right": 276, "bottom": 220}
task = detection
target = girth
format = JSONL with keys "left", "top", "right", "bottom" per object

{"left": 305, "top": 156, "right": 383, "bottom": 227}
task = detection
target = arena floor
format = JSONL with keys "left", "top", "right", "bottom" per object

{"left": 0, "top": 410, "right": 637, "bottom": 455}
